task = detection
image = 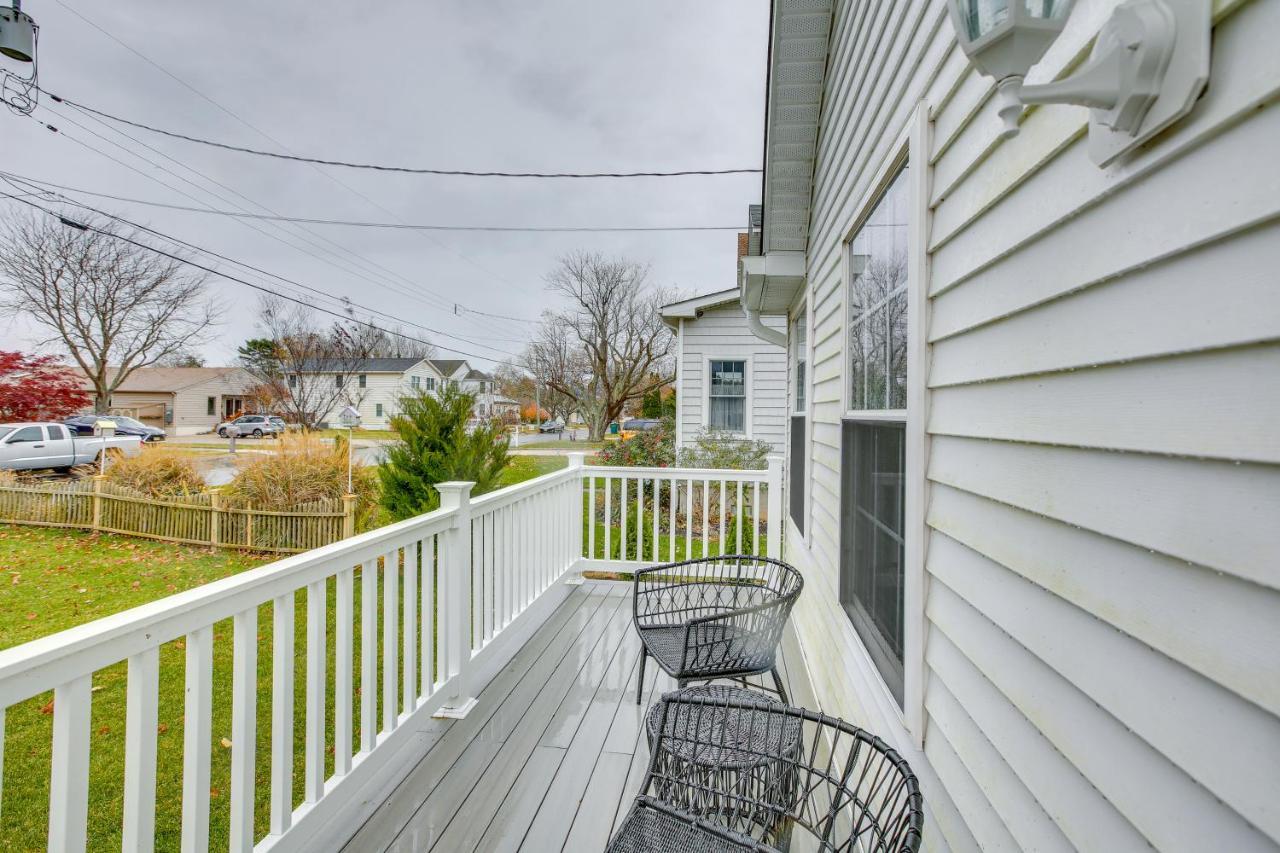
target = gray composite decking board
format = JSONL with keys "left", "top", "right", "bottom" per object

{"left": 516, "top": 618, "right": 646, "bottom": 851}
{"left": 607, "top": 656, "right": 669, "bottom": 837}
{"left": 417, "top": 586, "right": 636, "bottom": 852}
{"left": 560, "top": 750, "right": 634, "bottom": 852}
{"left": 354, "top": 582, "right": 815, "bottom": 853}
{"left": 342, "top": 583, "right": 613, "bottom": 852}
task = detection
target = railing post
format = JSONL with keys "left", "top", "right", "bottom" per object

{"left": 766, "top": 455, "right": 783, "bottom": 559}
{"left": 91, "top": 474, "right": 105, "bottom": 533}
{"left": 566, "top": 453, "right": 586, "bottom": 584}
{"left": 210, "top": 490, "right": 222, "bottom": 548}
{"left": 341, "top": 493, "right": 357, "bottom": 539}
{"left": 434, "top": 481, "right": 477, "bottom": 719}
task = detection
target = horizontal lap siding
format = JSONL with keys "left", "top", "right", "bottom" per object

{"left": 679, "top": 305, "right": 787, "bottom": 452}
{"left": 789, "top": 0, "right": 1279, "bottom": 850}
{"left": 919, "top": 1, "right": 1280, "bottom": 850}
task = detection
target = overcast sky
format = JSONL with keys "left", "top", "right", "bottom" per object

{"left": 0, "top": 0, "right": 769, "bottom": 369}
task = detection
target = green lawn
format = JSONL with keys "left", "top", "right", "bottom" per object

{"left": 0, "top": 527, "right": 427, "bottom": 850}
{"left": 493, "top": 454, "right": 567, "bottom": 488}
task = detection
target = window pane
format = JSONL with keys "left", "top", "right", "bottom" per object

{"left": 840, "top": 420, "right": 906, "bottom": 705}
{"left": 708, "top": 396, "right": 744, "bottom": 432}
{"left": 709, "top": 360, "right": 745, "bottom": 397}
{"left": 888, "top": 290, "right": 908, "bottom": 409}
{"left": 847, "top": 166, "right": 910, "bottom": 412}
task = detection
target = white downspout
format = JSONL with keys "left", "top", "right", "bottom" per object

{"left": 743, "top": 304, "right": 787, "bottom": 348}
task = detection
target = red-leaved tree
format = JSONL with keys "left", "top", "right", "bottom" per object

{"left": 0, "top": 351, "right": 89, "bottom": 421}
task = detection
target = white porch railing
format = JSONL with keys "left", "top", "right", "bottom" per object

{"left": 0, "top": 455, "right": 778, "bottom": 852}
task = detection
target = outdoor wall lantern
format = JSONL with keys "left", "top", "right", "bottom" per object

{"left": 946, "top": 0, "right": 1210, "bottom": 166}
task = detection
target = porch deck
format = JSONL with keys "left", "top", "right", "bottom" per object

{"left": 342, "top": 580, "right": 813, "bottom": 853}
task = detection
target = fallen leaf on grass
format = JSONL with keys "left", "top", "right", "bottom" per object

{"left": 97, "top": 726, "right": 110, "bottom": 736}
{"left": 39, "top": 700, "right": 53, "bottom": 715}
{"left": 157, "top": 723, "right": 169, "bottom": 734}
{"left": 25, "top": 612, "right": 36, "bottom": 621}
{"left": 220, "top": 737, "right": 232, "bottom": 748}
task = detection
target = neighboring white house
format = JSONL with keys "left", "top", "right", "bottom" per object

{"left": 461, "top": 368, "right": 519, "bottom": 421}
{"left": 292, "top": 358, "right": 508, "bottom": 429}
{"left": 660, "top": 288, "right": 787, "bottom": 454}
{"left": 741, "top": 1, "right": 1279, "bottom": 851}
{"left": 76, "top": 366, "right": 259, "bottom": 435}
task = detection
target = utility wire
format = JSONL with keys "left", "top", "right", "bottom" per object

{"left": 0, "top": 191, "right": 521, "bottom": 366}
{"left": 44, "top": 91, "right": 762, "bottom": 179}
{"left": 33, "top": 107, "right": 466, "bottom": 318}
{"left": 0, "top": 174, "right": 527, "bottom": 361}
{"left": 41, "top": 2, "right": 541, "bottom": 337}
{"left": 0, "top": 171, "right": 745, "bottom": 233}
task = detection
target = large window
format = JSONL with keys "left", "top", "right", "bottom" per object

{"left": 707, "top": 359, "right": 746, "bottom": 433}
{"left": 841, "top": 164, "right": 910, "bottom": 705}
{"left": 790, "top": 312, "right": 807, "bottom": 535}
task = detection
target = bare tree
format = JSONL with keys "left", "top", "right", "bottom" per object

{"left": 366, "top": 325, "right": 436, "bottom": 360}
{"left": 529, "top": 252, "right": 674, "bottom": 440}
{"left": 242, "top": 295, "right": 384, "bottom": 428}
{"left": 0, "top": 208, "right": 216, "bottom": 410}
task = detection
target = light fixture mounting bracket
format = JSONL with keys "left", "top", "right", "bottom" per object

{"left": 1074, "top": 0, "right": 1210, "bottom": 166}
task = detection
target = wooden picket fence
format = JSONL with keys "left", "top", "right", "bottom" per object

{"left": 0, "top": 477, "right": 355, "bottom": 553}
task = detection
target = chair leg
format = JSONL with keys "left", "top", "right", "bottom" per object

{"left": 636, "top": 649, "right": 647, "bottom": 705}
{"left": 771, "top": 667, "right": 789, "bottom": 705}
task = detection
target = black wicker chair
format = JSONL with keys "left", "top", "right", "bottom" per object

{"left": 607, "top": 693, "right": 925, "bottom": 853}
{"left": 633, "top": 556, "right": 803, "bottom": 705}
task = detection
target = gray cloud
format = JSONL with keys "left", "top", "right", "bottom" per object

{"left": 0, "top": 0, "right": 767, "bottom": 368}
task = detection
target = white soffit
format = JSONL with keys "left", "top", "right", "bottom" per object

{"left": 762, "top": 0, "right": 833, "bottom": 256}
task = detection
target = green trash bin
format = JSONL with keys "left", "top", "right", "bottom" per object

{"left": 609, "top": 421, "right": 620, "bottom": 434}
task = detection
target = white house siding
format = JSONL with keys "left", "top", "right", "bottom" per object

{"left": 678, "top": 303, "right": 787, "bottom": 453}
{"left": 305, "top": 362, "right": 443, "bottom": 429}
{"left": 782, "top": 1, "right": 1280, "bottom": 851}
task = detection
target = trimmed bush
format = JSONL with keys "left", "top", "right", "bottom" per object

{"left": 378, "top": 386, "right": 510, "bottom": 521}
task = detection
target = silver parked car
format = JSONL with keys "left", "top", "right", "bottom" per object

{"left": 216, "top": 414, "right": 282, "bottom": 438}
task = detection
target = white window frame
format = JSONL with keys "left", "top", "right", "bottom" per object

{"left": 701, "top": 354, "right": 753, "bottom": 438}
{"left": 788, "top": 299, "right": 813, "bottom": 547}
{"left": 835, "top": 109, "right": 930, "bottom": 749}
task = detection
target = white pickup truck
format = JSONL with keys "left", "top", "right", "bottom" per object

{"left": 0, "top": 422, "right": 142, "bottom": 471}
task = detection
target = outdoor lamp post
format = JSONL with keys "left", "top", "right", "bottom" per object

{"left": 338, "top": 405, "right": 361, "bottom": 493}
{"left": 946, "top": 0, "right": 1210, "bottom": 165}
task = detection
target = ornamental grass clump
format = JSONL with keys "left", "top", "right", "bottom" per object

{"left": 104, "top": 447, "right": 205, "bottom": 498}
{"left": 225, "top": 433, "right": 379, "bottom": 527}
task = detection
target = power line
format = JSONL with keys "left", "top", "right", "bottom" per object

{"left": 0, "top": 191, "right": 522, "bottom": 366}
{"left": 44, "top": 91, "right": 763, "bottom": 179}
{"left": 43, "top": 5, "right": 543, "bottom": 337}
{"left": 0, "top": 175, "right": 528, "bottom": 361}
{"left": 0, "top": 170, "right": 746, "bottom": 233}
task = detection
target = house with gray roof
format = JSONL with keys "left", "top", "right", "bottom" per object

{"left": 293, "top": 357, "right": 507, "bottom": 429}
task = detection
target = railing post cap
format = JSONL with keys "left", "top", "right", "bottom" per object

{"left": 435, "top": 481, "right": 475, "bottom": 509}
{"left": 567, "top": 452, "right": 586, "bottom": 468}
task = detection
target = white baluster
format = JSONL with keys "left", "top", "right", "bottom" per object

{"left": 181, "top": 625, "right": 213, "bottom": 853}
{"left": 305, "top": 580, "right": 326, "bottom": 803}
{"left": 421, "top": 539, "right": 435, "bottom": 694}
{"left": 383, "top": 549, "right": 398, "bottom": 733}
{"left": 404, "top": 539, "right": 418, "bottom": 711}
{"left": 270, "top": 594, "right": 294, "bottom": 834}
{"left": 123, "top": 647, "right": 159, "bottom": 853}
{"left": 360, "top": 559, "right": 376, "bottom": 753}
{"left": 48, "top": 675, "right": 91, "bottom": 853}
{"left": 230, "top": 608, "right": 258, "bottom": 853}
{"left": 335, "top": 568, "right": 353, "bottom": 776}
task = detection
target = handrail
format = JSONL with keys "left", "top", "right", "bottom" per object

{"left": 0, "top": 504, "right": 456, "bottom": 706}
{"left": 582, "top": 464, "right": 769, "bottom": 481}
